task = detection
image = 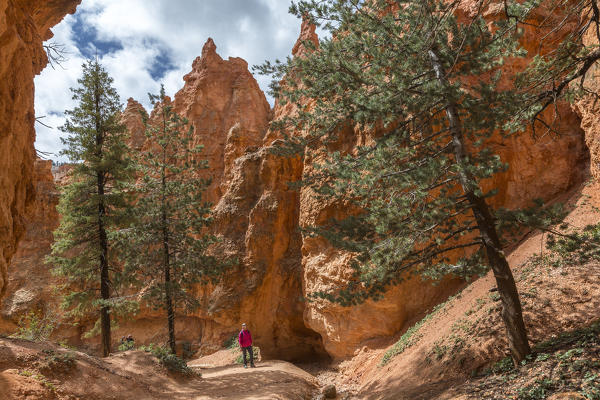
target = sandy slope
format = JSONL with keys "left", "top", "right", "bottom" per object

{"left": 321, "top": 181, "right": 600, "bottom": 399}
{"left": 0, "top": 341, "right": 318, "bottom": 400}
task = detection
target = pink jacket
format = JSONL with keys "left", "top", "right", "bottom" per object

{"left": 238, "top": 329, "right": 252, "bottom": 347}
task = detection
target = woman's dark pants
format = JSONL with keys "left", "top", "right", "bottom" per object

{"left": 242, "top": 345, "right": 254, "bottom": 366}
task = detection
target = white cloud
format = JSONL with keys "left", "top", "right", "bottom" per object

{"left": 34, "top": 0, "right": 305, "bottom": 162}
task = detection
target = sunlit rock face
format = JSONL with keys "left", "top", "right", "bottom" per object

{"left": 0, "top": 37, "right": 326, "bottom": 360}
{"left": 2, "top": 1, "right": 593, "bottom": 360}
{"left": 171, "top": 38, "right": 273, "bottom": 205}
{"left": 145, "top": 38, "right": 327, "bottom": 361}
{"left": 290, "top": 4, "right": 589, "bottom": 358}
{"left": 0, "top": 160, "right": 61, "bottom": 333}
{"left": 0, "top": 0, "right": 80, "bottom": 303}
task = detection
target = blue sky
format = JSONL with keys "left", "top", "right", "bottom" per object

{"left": 34, "top": 0, "right": 304, "bottom": 162}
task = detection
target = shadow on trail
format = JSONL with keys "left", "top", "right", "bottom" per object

{"left": 162, "top": 361, "right": 317, "bottom": 399}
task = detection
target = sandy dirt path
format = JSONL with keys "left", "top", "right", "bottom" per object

{"left": 182, "top": 360, "right": 319, "bottom": 399}
{"left": 0, "top": 341, "right": 320, "bottom": 400}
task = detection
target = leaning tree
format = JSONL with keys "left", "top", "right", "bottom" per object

{"left": 257, "top": 0, "right": 565, "bottom": 364}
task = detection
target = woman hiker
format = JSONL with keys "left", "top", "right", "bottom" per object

{"left": 238, "top": 323, "right": 255, "bottom": 368}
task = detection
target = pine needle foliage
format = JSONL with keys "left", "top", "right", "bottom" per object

{"left": 514, "top": 0, "right": 600, "bottom": 135}
{"left": 121, "top": 86, "right": 228, "bottom": 354}
{"left": 47, "top": 59, "right": 135, "bottom": 357}
{"left": 256, "top": 0, "right": 564, "bottom": 363}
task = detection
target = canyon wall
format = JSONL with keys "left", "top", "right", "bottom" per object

{"left": 0, "top": 0, "right": 80, "bottom": 302}
{"left": 294, "top": 6, "right": 589, "bottom": 358}
{"left": 0, "top": 160, "right": 61, "bottom": 333}
{"left": 2, "top": 1, "right": 596, "bottom": 360}
{"left": 118, "top": 38, "right": 328, "bottom": 360}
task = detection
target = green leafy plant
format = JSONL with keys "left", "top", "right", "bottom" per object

{"left": 118, "top": 341, "right": 135, "bottom": 351}
{"left": 11, "top": 311, "right": 55, "bottom": 342}
{"left": 139, "top": 343, "right": 197, "bottom": 376}
{"left": 38, "top": 349, "right": 76, "bottom": 373}
{"left": 517, "top": 378, "right": 554, "bottom": 400}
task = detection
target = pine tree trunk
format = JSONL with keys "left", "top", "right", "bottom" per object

{"left": 428, "top": 48, "right": 531, "bottom": 364}
{"left": 161, "top": 133, "right": 176, "bottom": 355}
{"left": 94, "top": 70, "right": 111, "bottom": 358}
{"left": 164, "top": 245, "right": 176, "bottom": 355}
{"left": 98, "top": 184, "right": 111, "bottom": 358}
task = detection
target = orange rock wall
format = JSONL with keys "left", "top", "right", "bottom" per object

{"left": 0, "top": 160, "right": 60, "bottom": 332}
{"left": 294, "top": 3, "right": 589, "bottom": 358}
{"left": 2, "top": 0, "right": 596, "bottom": 361}
{"left": 171, "top": 38, "right": 272, "bottom": 204}
{"left": 0, "top": 0, "right": 80, "bottom": 302}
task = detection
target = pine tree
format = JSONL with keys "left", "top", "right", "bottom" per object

{"left": 515, "top": 0, "right": 600, "bottom": 129}
{"left": 257, "top": 0, "right": 559, "bottom": 364}
{"left": 123, "top": 86, "right": 225, "bottom": 354}
{"left": 47, "top": 59, "right": 134, "bottom": 357}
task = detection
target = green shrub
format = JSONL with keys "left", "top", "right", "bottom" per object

{"left": 118, "top": 341, "right": 135, "bottom": 351}
{"left": 11, "top": 311, "right": 55, "bottom": 342}
{"left": 492, "top": 357, "right": 515, "bottom": 374}
{"left": 38, "top": 349, "right": 76, "bottom": 373}
{"left": 517, "top": 378, "right": 554, "bottom": 400}
{"left": 139, "top": 343, "right": 196, "bottom": 376}
{"left": 223, "top": 333, "right": 239, "bottom": 350}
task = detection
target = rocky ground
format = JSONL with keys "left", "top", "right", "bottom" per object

{"left": 307, "top": 181, "right": 600, "bottom": 400}
{"left": 449, "top": 320, "right": 600, "bottom": 399}
{"left": 0, "top": 339, "right": 320, "bottom": 400}
{"left": 2, "top": 184, "right": 600, "bottom": 400}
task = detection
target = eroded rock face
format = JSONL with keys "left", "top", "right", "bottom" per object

{"left": 194, "top": 142, "right": 327, "bottom": 360}
{"left": 121, "top": 98, "right": 147, "bottom": 151}
{"left": 291, "top": 6, "right": 589, "bottom": 358}
{"left": 152, "top": 39, "right": 326, "bottom": 360}
{"left": 171, "top": 38, "right": 272, "bottom": 204}
{"left": 3, "top": 5, "right": 594, "bottom": 361}
{"left": 0, "top": 0, "right": 80, "bottom": 302}
{"left": 0, "top": 160, "right": 60, "bottom": 332}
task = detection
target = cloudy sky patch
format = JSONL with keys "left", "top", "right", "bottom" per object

{"left": 35, "top": 0, "right": 302, "bottom": 161}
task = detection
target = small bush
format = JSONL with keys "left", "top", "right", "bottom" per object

{"left": 140, "top": 344, "right": 197, "bottom": 376}
{"left": 38, "top": 349, "right": 76, "bottom": 373}
{"left": 492, "top": 357, "right": 515, "bottom": 374}
{"left": 223, "top": 334, "right": 239, "bottom": 350}
{"left": 118, "top": 341, "right": 135, "bottom": 351}
{"left": 11, "top": 311, "right": 55, "bottom": 342}
{"left": 517, "top": 378, "right": 554, "bottom": 400}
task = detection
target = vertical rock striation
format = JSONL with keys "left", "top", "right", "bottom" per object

{"left": 0, "top": 0, "right": 80, "bottom": 302}
{"left": 1, "top": 4, "right": 594, "bottom": 361}
{"left": 171, "top": 38, "right": 272, "bottom": 204}
{"left": 0, "top": 160, "right": 60, "bottom": 332}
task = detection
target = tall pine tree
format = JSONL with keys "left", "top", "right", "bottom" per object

{"left": 47, "top": 59, "right": 134, "bottom": 357}
{"left": 123, "top": 86, "right": 226, "bottom": 354}
{"left": 257, "top": 0, "right": 559, "bottom": 364}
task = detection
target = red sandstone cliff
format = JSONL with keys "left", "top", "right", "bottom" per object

{"left": 0, "top": 160, "right": 60, "bottom": 332}
{"left": 2, "top": 3, "right": 598, "bottom": 362}
{"left": 292, "top": 9, "right": 589, "bottom": 358}
{"left": 0, "top": 0, "right": 80, "bottom": 302}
